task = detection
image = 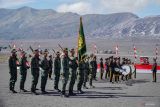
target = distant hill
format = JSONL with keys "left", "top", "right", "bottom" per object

{"left": 0, "top": 6, "right": 160, "bottom": 40}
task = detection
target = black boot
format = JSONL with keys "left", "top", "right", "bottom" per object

{"left": 20, "top": 89, "right": 28, "bottom": 92}
{"left": 11, "top": 83, "right": 17, "bottom": 93}
{"left": 77, "top": 90, "right": 84, "bottom": 94}
{"left": 12, "top": 90, "right": 17, "bottom": 93}
{"left": 54, "top": 87, "right": 61, "bottom": 92}
{"left": 61, "top": 91, "right": 69, "bottom": 97}
{"left": 9, "top": 84, "right": 13, "bottom": 91}
{"left": 41, "top": 89, "right": 48, "bottom": 94}
{"left": 68, "top": 90, "right": 76, "bottom": 96}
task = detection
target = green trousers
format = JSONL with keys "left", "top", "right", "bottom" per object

{"left": 89, "top": 69, "right": 94, "bottom": 86}
{"left": 54, "top": 69, "right": 60, "bottom": 89}
{"left": 31, "top": 68, "right": 39, "bottom": 92}
{"left": 69, "top": 69, "right": 77, "bottom": 93}
{"left": 20, "top": 70, "right": 27, "bottom": 90}
{"left": 77, "top": 70, "right": 84, "bottom": 91}
{"left": 83, "top": 70, "right": 89, "bottom": 87}
{"left": 9, "top": 69, "right": 17, "bottom": 90}
{"left": 61, "top": 69, "right": 69, "bottom": 94}
{"left": 41, "top": 70, "right": 48, "bottom": 91}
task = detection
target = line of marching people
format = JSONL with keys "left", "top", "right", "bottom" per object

{"left": 8, "top": 48, "right": 98, "bottom": 97}
{"left": 8, "top": 47, "right": 158, "bottom": 97}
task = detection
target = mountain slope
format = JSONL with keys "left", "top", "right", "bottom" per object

{"left": 0, "top": 7, "right": 159, "bottom": 40}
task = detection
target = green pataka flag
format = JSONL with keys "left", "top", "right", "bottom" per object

{"left": 78, "top": 17, "right": 86, "bottom": 61}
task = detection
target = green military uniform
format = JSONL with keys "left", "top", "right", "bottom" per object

{"left": 77, "top": 60, "right": 85, "bottom": 93}
{"left": 93, "top": 57, "right": 97, "bottom": 80}
{"left": 105, "top": 58, "right": 110, "bottom": 79}
{"left": 9, "top": 49, "right": 18, "bottom": 93}
{"left": 40, "top": 56, "right": 49, "bottom": 93}
{"left": 89, "top": 57, "right": 95, "bottom": 88}
{"left": 31, "top": 53, "right": 40, "bottom": 94}
{"left": 61, "top": 54, "right": 70, "bottom": 96}
{"left": 100, "top": 58, "right": 104, "bottom": 80}
{"left": 19, "top": 53, "right": 29, "bottom": 92}
{"left": 68, "top": 56, "right": 78, "bottom": 95}
{"left": 109, "top": 57, "right": 114, "bottom": 83}
{"left": 48, "top": 55, "right": 53, "bottom": 79}
{"left": 114, "top": 59, "right": 120, "bottom": 82}
{"left": 83, "top": 58, "right": 89, "bottom": 88}
{"left": 54, "top": 54, "right": 61, "bottom": 91}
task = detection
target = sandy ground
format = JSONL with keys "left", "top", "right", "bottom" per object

{"left": 0, "top": 63, "right": 160, "bottom": 107}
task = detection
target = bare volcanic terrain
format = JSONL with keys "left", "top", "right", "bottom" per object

{"left": 0, "top": 37, "right": 160, "bottom": 63}
{"left": 0, "top": 6, "right": 160, "bottom": 40}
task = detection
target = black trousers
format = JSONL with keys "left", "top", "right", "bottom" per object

{"left": 9, "top": 70, "right": 17, "bottom": 90}
{"left": 48, "top": 68, "right": 53, "bottom": 78}
{"left": 152, "top": 72, "right": 157, "bottom": 82}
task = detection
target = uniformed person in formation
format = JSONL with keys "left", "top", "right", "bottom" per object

{"left": 83, "top": 56, "right": 89, "bottom": 89}
{"left": 93, "top": 56, "right": 97, "bottom": 81}
{"left": 68, "top": 49, "right": 78, "bottom": 96}
{"left": 152, "top": 58, "right": 157, "bottom": 82}
{"left": 31, "top": 49, "right": 40, "bottom": 95}
{"left": 48, "top": 55, "right": 53, "bottom": 80}
{"left": 117, "top": 57, "right": 121, "bottom": 82}
{"left": 19, "top": 51, "right": 29, "bottom": 92}
{"left": 61, "top": 48, "right": 70, "bottom": 97}
{"left": 54, "top": 51, "right": 61, "bottom": 92}
{"left": 100, "top": 58, "right": 104, "bottom": 80}
{"left": 105, "top": 58, "right": 110, "bottom": 79}
{"left": 77, "top": 55, "right": 85, "bottom": 94}
{"left": 89, "top": 54, "right": 95, "bottom": 88}
{"left": 40, "top": 49, "right": 50, "bottom": 94}
{"left": 112, "top": 57, "right": 117, "bottom": 83}
{"left": 109, "top": 56, "right": 114, "bottom": 83}
{"left": 9, "top": 49, "right": 19, "bottom": 93}
{"left": 114, "top": 57, "right": 121, "bottom": 83}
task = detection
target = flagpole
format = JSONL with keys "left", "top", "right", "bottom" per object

{"left": 115, "top": 45, "right": 118, "bottom": 57}
{"left": 155, "top": 44, "right": 158, "bottom": 60}
{"left": 133, "top": 44, "right": 137, "bottom": 63}
{"left": 76, "top": 17, "right": 81, "bottom": 59}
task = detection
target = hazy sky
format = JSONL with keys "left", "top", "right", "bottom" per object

{"left": 0, "top": 0, "right": 160, "bottom": 17}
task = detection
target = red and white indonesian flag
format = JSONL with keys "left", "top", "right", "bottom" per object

{"left": 96, "top": 64, "right": 160, "bottom": 73}
{"left": 135, "top": 64, "right": 160, "bottom": 73}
